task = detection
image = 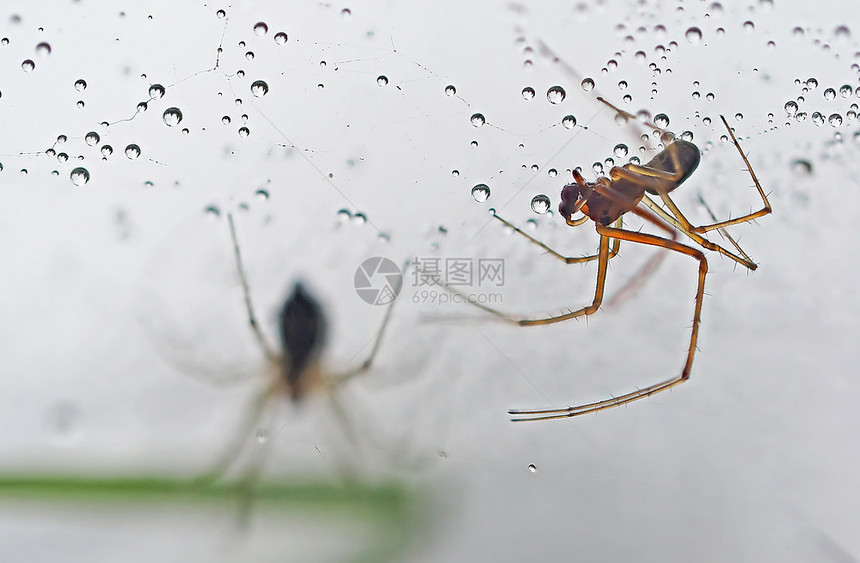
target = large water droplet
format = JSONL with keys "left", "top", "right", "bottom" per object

{"left": 562, "top": 115, "right": 577, "bottom": 128}
{"left": 445, "top": 84, "right": 456, "bottom": 96}
{"left": 125, "top": 143, "right": 141, "bottom": 159}
{"left": 101, "top": 145, "right": 113, "bottom": 157}
{"left": 250, "top": 80, "right": 268, "bottom": 97}
{"left": 70, "top": 167, "right": 90, "bottom": 186}
{"left": 471, "top": 184, "right": 490, "bottom": 202}
{"left": 74, "top": 79, "right": 87, "bottom": 91}
{"left": 580, "top": 78, "right": 594, "bottom": 91}
{"left": 784, "top": 100, "right": 798, "bottom": 116}
{"left": 547, "top": 85, "right": 566, "bottom": 104}
{"left": 21, "top": 59, "right": 34, "bottom": 72}
{"left": 238, "top": 126, "right": 250, "bottom": 137}
{"left": 824, "top": 88, "right": 836, "bottom": 100}
{"left": 791, "top": 159, "right": 812, "bottom": 176}
{"left": 35, "top": 42, "right": 51, "bottom": 56}
{"left": 613, "top": 143, "right": 629, "bottom": 158}
{"left": 377, "top": 75, "right": 388, "bottom": 86}
{"left": 274, "top": 32, "right": 288, "bottom": 44}
{"left": 85, "top": 131, "right": 100, "bottom": 146}
{"left": 654, "top": 113, "right": 670, "bottom": 128}
{"left": 253, "top": 22, "right": 268, "bottom": 36}
{"left": 148, "top": 84, "right": 165, "bottom": 99}
{"left": 470, "top": 113, "right": 485, "bottom": 127}
{"left": 162, "top": 107, "right": 182, "bottom": 126}
{"left": 531, "top": 194, "right": 550, "bottom": 214}
{"left": 829, "top": 113, "right": 843, "bottom": 127}
{"left": 685, "top": 27, "right": 703, "bottom": 43}
{"left": 522, "top": 87, "right": 535, "bottom": 100}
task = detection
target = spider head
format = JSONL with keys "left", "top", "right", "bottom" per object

{"left": 558, "top": 170, "right": 595, "bottom": 224}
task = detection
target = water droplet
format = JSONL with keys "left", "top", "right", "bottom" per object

{"left": 70, "top": 167, "right": 90, "bottom": 186}
{"left": 680, "top": 130, "right": 694, "bottom": 142}
{"left": 35, "top": 41, "right": 51, "bottom": 56}
{"left": 811, "top": 111, "right": 824, "bottom": 126}
{"left": 451, "top": 169, "right": 459, "bottom": 177}
{"left": 613, "top": 143, "right": 629, "bottom": 158}
{"left": 445, "top": 84, "right": 456, "bottom": 96}
{"left": 250, "top": 80, "right": 268, "bottom": 97}
{"left": 274, "top": 32, "right": 288, "bottom": 45}
{"left": 137, "top": 101, "right": 148, "bottom": 112}
{"left": 654, "top": 113, "right": 670, "bottom": 128}
{"left": 806, "top": 78, "right": 818, "bottom": 90}
{"left": 337, "top": 208, "right": 352, "bottom": 221}
{"left": 547, "top": 85, "right": 566, "bottom": 104}
{"left": 580, "top": 78, "right": 594, "bottom": 91}
{"left": 743, "top": 21, "right": 755, "bottom": 32}
{"left": 101, "top": 145, "right": 113, "bottom": 157}
{"left": 592, "top": 162, "right": 604, "bottom": 175}
{"left": 238, "top": 126, "right": 250, "bottom": 137}
{"left": 148, "top": 84, "right": 165, "bottom": 99}
{"left": 216, "top": 9, "right": 226, "bottom": 18}
{"left": 255, "top": 189, "right": 269, "bottom": 200}
{"left": 85, "top": 131, "right": 100, "bottom": 146}
{"left": 353, "top": 212, "right": 367, "bottom": 224}
{"left": 835, "top": 25, "right": 851, "bottom": 39}
{"left": 57, "top": 152, "right": 68, "bottom": 163}
{"left": 125, "top": 143, "right": 141, "bottom": 159}
{"left": 784, "top": 100, "right": 798, "bottom": 116}
{"left": 21, "top": 59, "right": 34, "bottom": 72}
{"left": 824, "top": 88, "right": 836, "bottom": 100}
{"left": 685, "top": 27, "right": 702, "bottom": 43}
{"left": 840, "top": 85, "right": 853, "bottom": 97}
{"left": 521, "top": 87, "right": 535, "bottom": 100}
{"left": 471, "top": 184, "right": 490, "bottom": 202}
{"left": 162, "top": 107, "right": 182, "bottom": 126}
{"left": 470, "top": 113, "right": 485, "bottom": 127}
{"left": 255, "top": 428, "right": 270, "bottom": 443}
{"left": 531, "top": 194, "right": 551, "bottom": 214}
{"left": 829, "top": 113, "right": 843, "bottom": 127}
{"left": 791, "top": 159, "right": 812, "bottom": 175}
{"left": 528, "top": 464, "right": 537, "bottom": 473}
{"left": 221, "top": 115, "right": 231, "bottom": 125}
{"left": 253, "top": 22, "right": 268, "bottom": 36}
{"left": 795, "top": 112, "right": 807, "bottom": 122}
{"left": 376, "top": 75, "right": 389, "bottom": 86}
{"left": 76, "top": 100, "right": 85, "bottom": 109}
{"left": 74, "top": 79, "right": 87, "bottom": 91}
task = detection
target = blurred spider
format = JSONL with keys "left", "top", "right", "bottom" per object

{"left": 454, "top": 97, "right": 771, "bottom": 421}
{"left": 200, "top": 213, "right": 400, "bottom": 480}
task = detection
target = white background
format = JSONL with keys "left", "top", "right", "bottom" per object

{"left": 1, "top": 1, "right": 859, "bottom": 561}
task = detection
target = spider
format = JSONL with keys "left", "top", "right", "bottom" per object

{"left": 199, "top": 213, "right": 400, "bottom": 480}
{"left": 454, "top": 97, "right": 771, "bottom": 421}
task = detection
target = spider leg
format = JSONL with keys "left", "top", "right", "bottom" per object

{"left": 490, "top": 209, "right": 620, "bottom": 264}
{"left": 227, "top": 213, "right": 279, "bottom": 362}
{"left": 196, "top": 379, "right": 279, "bottom": 482}
{"left": 637, "top": 193, "right": 756, "bottom": 269}
{"left": 691, "top": 115, "right": 772, "bottom": 233}
{"left": 510, "top": 224, "right": 708, "bottom": 420}
{"left": 335, "top": 260, "right": 408, "bottom": 383}
{"left": 445, "top": 230, "right": 614, "bottom": 326}
{"left": 603, "top": 204, "right": 677, "bottom": 309}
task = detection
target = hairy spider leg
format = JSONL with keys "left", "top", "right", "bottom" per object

{"left": 509, "top": 224, "right": 708, "bottom": 420}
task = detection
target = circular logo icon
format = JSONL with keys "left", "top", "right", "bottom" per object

{"left": 354, "top": 257, "right": 403, "bottom": 305}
